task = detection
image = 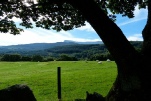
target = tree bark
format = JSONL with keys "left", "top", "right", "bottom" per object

{"left": 142, "top": 1, "right": 151, "bottom": 70}
{"left": 142, "top": 1, "right": 151, "bottom": 58}
{"left": 67, "top": 0, "right": 151, "bottom": 101}
{"left": 140, "top": 1, "right": 151, "bottom": 100}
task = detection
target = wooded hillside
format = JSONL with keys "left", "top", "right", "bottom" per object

{"left": 0, "top": 41, "right": 142, "bottom": 61}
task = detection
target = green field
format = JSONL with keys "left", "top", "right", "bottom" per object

{"left": 0, "top": 61, "right": 117, "bottom": 101}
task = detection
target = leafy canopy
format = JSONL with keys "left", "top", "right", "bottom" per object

{"left": 0, "top": 0, "right": 148, "bottom": 35}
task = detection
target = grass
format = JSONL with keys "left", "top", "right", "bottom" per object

{"left": 0, "top": 61, "right": 117, "bottom": 101}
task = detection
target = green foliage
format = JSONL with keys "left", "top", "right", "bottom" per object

{"left": 57, "top": 54, "right": 78, "bottom": 61}
{"left": 1, "top": 54, "right": 21, "bottom": 61}
{"left": 46, "top": 44, "right": 108, "bottom": 60}
{"left": 0, "top": 0, "right": 147, "bottom": 34}
{"left": 0, "top": 0, "right": 86, "bottom": 34}
{"left": 32, "top": 55, "right": 43, "bottom": 62}
{"left": 21, "top": 56, "right": 32, "bottom": 61}
{"left": 45, "top": 57, "right": 54, "bottom": 61}
{"left": 0, "top": 41, "right": 142, "bottom": 61}
{"left": 89, "top": 53, "right": 113, "bottom": 61}
{"left": 0, "top": 61, "right": 117, "bottom": 101}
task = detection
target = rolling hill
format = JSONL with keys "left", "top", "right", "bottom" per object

{"left": 0, "top": 41, "right": 142, "bottom": 58}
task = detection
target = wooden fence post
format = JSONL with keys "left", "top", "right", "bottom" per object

{"left": 57, "top": 67, "right": 61, "bottom": 101}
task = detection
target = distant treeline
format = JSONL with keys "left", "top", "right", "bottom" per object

{"left": 0, "top": 41, "right": 142, "bottom": 61}
{"left": 0, "top": 53, "right": 111, "bottom": 62}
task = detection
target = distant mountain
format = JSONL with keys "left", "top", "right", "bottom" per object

{"left": 64, "top": 40, "right": 103, "bottom": 44}
{"left": 77, "top": 41, "right": 103, "bottom": 44}
{"left": 0, "top": 42, "right": 75, "bottom": 52}
{"left": 0, "top": 40, "right": 103, "bottom": 53}
{"left": 0, "top": 41, "right": 142, "bottom": 58}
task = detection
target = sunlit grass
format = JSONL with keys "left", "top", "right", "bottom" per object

{"left": 0, "top": 61, "right": 117, "bottom": 101}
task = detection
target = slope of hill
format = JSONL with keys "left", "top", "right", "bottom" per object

{"left": 0, "top": 41, "right": 77, "bottom": 52}
{"left": 0, "top": 40, "right": 103, "bottom": 52}
{"left": 0, "top": 41, "right": 142, "bottom": 58}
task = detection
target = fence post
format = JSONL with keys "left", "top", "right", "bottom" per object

{"left": 57, "top": 67, "right": 61, "bottom": 101}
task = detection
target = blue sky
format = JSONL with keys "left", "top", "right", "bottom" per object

{"left": 0, "top": 6, "right": 148, "bottom": 46}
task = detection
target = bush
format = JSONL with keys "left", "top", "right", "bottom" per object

{"left": 21, "top": 56, "right": 32, "bottom": 61}
{"left": 1, "top": 54, "right": 21, "bottom": 61}
{"left": 57, "top": 54, "right": 78, "bottom": 61}
{"left": 32, "top": 55, "right": 43, "bottom": 62}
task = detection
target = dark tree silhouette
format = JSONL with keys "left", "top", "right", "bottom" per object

{"left": 0, "top": 0, "right": 150, "bottom": 100}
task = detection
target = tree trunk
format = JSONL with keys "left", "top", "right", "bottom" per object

{"left": 140, "top": 0, "right": 151, "bottom": 100}
{"left": 142, "top": 0, "right": 151, "bottom": 75}
{"left": 68, "top": 0, "right": 151, "bottom": 101}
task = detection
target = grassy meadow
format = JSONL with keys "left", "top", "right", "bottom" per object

{"left": 0, "top": 61, "right": 117, "bottom": 101}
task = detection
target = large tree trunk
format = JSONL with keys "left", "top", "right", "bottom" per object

{"left": 140, "top": 0, "right": 151, "bottom": 100}
{"left": 68, "top": 0, "right": 151, "bottom": 101}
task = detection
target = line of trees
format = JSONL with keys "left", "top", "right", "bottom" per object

{"left": 0, "top": 54, "right": 78, "bottom": 62}
{"left": 0, "top": 54, "right": 44, "bottom": 62}
{"left": 0, "top": 53, "right": 113, "bottom": 62}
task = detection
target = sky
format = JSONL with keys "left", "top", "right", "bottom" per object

{"left": 0, "top": 6, "right": 148, "bottom": 46}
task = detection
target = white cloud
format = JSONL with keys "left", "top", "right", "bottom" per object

{"left": 0, "top": 30, "right": 66, "bottom": 46}
{"left": 127, "top": 34, "right": 143, "bottom": 41}
{"left": 12, "top": 17, "right": 22, "bottom": 22}
{"left": 0, "top": 27, "right": 100, "bottom": 46}
{"left": 76, "top": 22, "right": 95, "bottom": 32}
{"left": 68, "top": 38, "right": 101, "bottom": 42}
{"left": 118, "top": 6, "right": 148, "bottom": 26}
